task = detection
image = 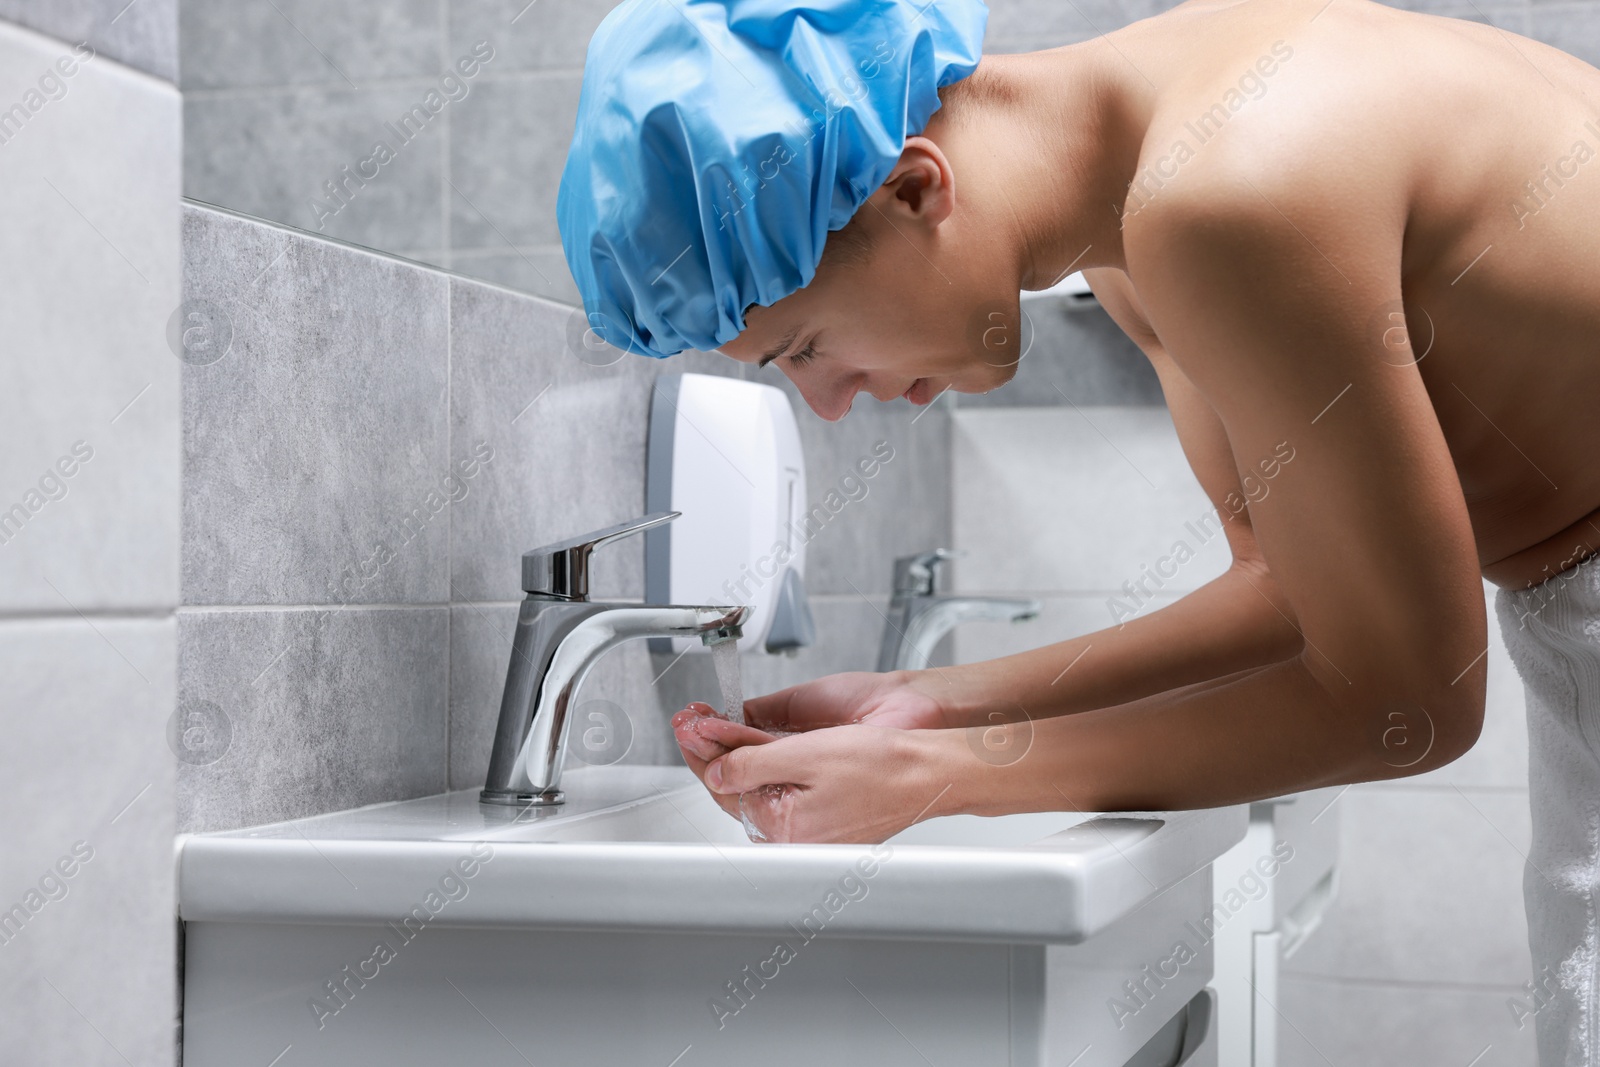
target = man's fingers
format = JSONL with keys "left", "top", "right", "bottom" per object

{"left": 692, "top": 715, "right": 778, "bottom": 748}
{"left": 742, "top": 688, "right": 797, "bottom": 731}
{"left": 707, "top": 737, "right": 801, "bottom": 794}
{"left": 672, "top": 727, "right": 741, "bottom": 820}
{"left": 672, "top": 704, "right": 775, "bottom": 761}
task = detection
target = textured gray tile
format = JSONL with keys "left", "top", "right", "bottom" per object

{"left": 954, "top": 303, "right": 1165, "bottom": 408}
{"left": 449, "top": 0, "right": 622, "bottom": 73}
{"left": 1383, "top": 0, "right": 1528, "bottom": 25}
{"left": 0, "top": 0, "right": 177, "bottom": 82}
{"left": 982, "top": 35, "right": 1099, "bottom": 54}
{"left": 184, "top": 83, "right": 447, "bottom": 252}
{"left": 177, "top": 606, "right": 448, "bottom": 832}
{"left": 1436, "top": 4, "right": 1530, "bottom": 32}
{"left": 0, "top": 617, "right": 175, "bottom": 1066}
{"left": 1278, "top": 975, "right": 1538, "bottom": 1067}
{"left": 983, "top": 0, "right": 1170, "bottom": 42}
{"left": 449, "top": 245, "right": 580, "bottom": 304}
{"left": 180, "top": 204, "right": 451, "bottom": 605}
{"left": 448, "top": 74, "right": 582, "bottom": 248}
{"left": 952, "top": 406, "right": 1232, "bottom": 596}
{"left": 446, "top": 275, "right": 738, "bottom": 603}
{"left": 753, "top": 374, "right": 953, "bottom": 598}
{"left": 1284, "top": 786, "right": 1533, "bottom": 986}
{"left": 449, "top": 602, "right": 679, "bottom": 790}
{"left": 0, "top": 24, "right": 180, "bottom": 613}
{"left": 178, "top": 0, "right": 440, "bottom": 90}
{"left": 1530, "top": 3, "right": 1600, "bottom": 67}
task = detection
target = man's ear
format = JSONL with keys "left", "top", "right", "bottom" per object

{"left": 874, "top": 136, "right": 955, "bottom": 228}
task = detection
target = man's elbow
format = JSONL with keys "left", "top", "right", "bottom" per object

{"left": 1307, "top": 646, "right": 1486, "bottom": 781}
{"left": 1359, "top": 682, "right": 1485, "bottom": 780}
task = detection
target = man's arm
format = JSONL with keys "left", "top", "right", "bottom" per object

{"left": 941, "top": 173, "right": 1489, "bottom": 809}
{"left": 711, "top": 173, "right": 1490, "bottom": 819}
{"left": 917, "top": 270, "right": 1305, "bottom": 726}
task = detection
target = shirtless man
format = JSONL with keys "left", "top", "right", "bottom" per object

{"left": 558, "top": 0, "right": 1600, "bottom": 1060}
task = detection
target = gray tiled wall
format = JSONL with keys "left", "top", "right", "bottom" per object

{"left": 179, "top": 201, "right": 954, "bottom": 826}
{"left": 175, "top": 0, "right": 1585, "bottom": 407}
{"left": 0, "top": 16, "right": 180, "bottom": 1067}
{"left": 0, "top": 0, "right": 176, "bottom": 81}
{"left": 176, "top": 0, "right": 1149, "bottom": 303}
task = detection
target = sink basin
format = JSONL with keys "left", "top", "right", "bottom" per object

{"left": 179, "top": 764, "right": 1242, "bottom": 1066}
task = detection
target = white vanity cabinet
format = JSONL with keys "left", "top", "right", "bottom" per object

{"left": 179, "top": 767, "right": 1244, "bottom": 1067}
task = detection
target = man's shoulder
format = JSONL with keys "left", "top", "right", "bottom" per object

{"left": 1120, "top": 102, "right": 1402, "bottom": 293}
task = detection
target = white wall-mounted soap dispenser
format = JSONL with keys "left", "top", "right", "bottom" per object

{"left": 645, "top": 373, "right": 815, "bottom": 655}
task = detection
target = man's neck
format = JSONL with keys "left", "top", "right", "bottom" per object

{"left": 934, "top": 42, "right": 1155, "bottom": 287}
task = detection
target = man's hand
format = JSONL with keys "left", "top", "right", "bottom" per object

{"left": 671, "top": 703, "right": 778, "bottom": 823}
{"left": 671, "top": 702, "right": 954, "bottom": 843}
{"left": 742, "top": 670, "right": 953, "bottom": 732}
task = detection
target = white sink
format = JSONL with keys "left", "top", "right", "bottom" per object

{"left": 179, "top": 765, "right": 1242, "bottom": 1066}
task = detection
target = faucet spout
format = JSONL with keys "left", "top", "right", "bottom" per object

{"left": 481, "top": 513, "right": 750, "bottom": 807}
{"left": 482, "top": 601, "right": 748, "bottom": 807}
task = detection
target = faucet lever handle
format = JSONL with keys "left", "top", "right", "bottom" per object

{"left": 522, "top": 511, "right": 680, "bottom": 599}
{"left": 893, "top": 547, "right": 966, "bottom": 596}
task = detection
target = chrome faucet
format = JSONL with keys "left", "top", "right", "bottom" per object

{"left": 481, "top": 512, "right": 749, "bottom": 807}
{"left": 876, "top": 549, "right": 1040, "bottom": 672}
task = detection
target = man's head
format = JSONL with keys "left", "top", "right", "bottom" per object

{"left": 557, "top": 0, "right": 1010, "bottom": 418}
{"left": 719, "top": 78, "right": 1032, "bottom": 420}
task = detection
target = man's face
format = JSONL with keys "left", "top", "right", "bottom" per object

{"left": 718, "top": 152, "right": 1025, "bottom": 420}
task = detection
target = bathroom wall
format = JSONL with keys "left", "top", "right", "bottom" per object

{"left": 177, "top": 201, "right": 953, "bottom": 832}
{"left": 0, "top": 6, "right": 181, "bottom": 1065}
{"left": 175, "top": 0, "right": 1163, "bottom": 302}
{"left": 0, "top": 0, "right": 177, "bottom": 81}
{"left": 951, "top": 407, "right": 1541, "bottom": 1066}
{"left": 176, "top": 0, "right": 1584, "bottom": 317}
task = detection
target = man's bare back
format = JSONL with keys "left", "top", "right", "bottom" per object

{"left": 1089, "top": 0, "right": 1600, "bottom": 590}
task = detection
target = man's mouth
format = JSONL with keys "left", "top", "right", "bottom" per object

{"left": 902, "top": 378, "right": 930, "bottom": 405}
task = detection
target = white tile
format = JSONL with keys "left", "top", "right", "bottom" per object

{"left": 1285, "top": 786, "right": 1533, "bottom": 987}
{"left": 0, "top": 23, "right": 180, "bottom": 611}
{"left": 1278, "top": 974, "right": 1538, "bottom": 1067}
{"left": 0, "top": 617, "right": 176, "bottom": 1066}
{"left": 952, "top": 407, "right": 1232, "bottom": 595}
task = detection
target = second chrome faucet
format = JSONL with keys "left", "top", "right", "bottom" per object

{"left": 876, "top": 549, "right": 1040, "bottom": 672}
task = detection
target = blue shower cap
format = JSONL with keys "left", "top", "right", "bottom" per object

{"left": 557, "top": 0, "right": 988, "bottom": 359}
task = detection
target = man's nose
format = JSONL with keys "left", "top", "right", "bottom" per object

{"left": 784, "top": 367, "right": 856, "bottom": 422}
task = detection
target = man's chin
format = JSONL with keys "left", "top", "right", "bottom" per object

{"left": 952, "top": 365, "right": 1020, "bottom": 398}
